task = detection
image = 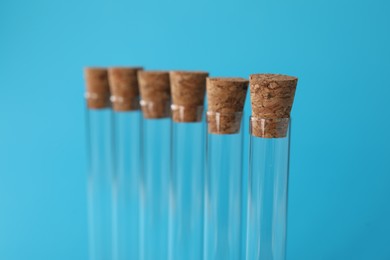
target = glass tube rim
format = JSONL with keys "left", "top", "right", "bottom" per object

{"left": 140, "top": 99, "right": 171, "bottom": 118}
{"left": 171, "top": 104, "right": 204, "bottom": 123}
{"left": 206, "top": 111, "right": 243, "bottom": 135}
{"left": 249, "top": 116, "right": 290, "bottom": 138}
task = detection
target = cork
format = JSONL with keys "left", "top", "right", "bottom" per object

{"left": 84, "top": 67, "right": 110, "bottom": 109}
{"left": 138, "top": 71, "right": 171, "bottom": 119}
{"left": 249, "top": 74, "right": 298, "bottom": 138}
{"left": 206, "top": 77, "right": 249, "bottom": 134}
{"left": 108, "top": 67, "right": 143, "bottom": 111}
{"left": 169, "top": 71, "right": 209, "bottom": 122}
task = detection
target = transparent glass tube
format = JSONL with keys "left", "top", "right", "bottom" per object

{"left": 112, "top": 111, "right": 142, "bottom": 260}
{"left": 246, "top": 117, "right": 290, "bottom": 260}
{"left": 169, "top": 106, "right": 204, "bottom": 260}
{"left": 204, "top": 112, "right": 244, "bottom": 260}
{"left": 86, "top": 108, "right": 114, "bottom": 260}
{"left": 141, "top": 115, "right": 171, "bottom": 260}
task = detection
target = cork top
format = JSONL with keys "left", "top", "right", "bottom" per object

{"left": 249, "top": 73, "right": 298, "bottom": 138}
{"left": 207, "top": 77, "right": 249, "bottom": 113}
{"left": 84, "top": 67, "right": 110, "bottom": 109}
{"left": 138, "top": 71, "right": 171, "bottom": 119}
{"left": 170, "top": 71, "right": 209, "bottom": 122}
{"left": 206, "top": 77, "right": 249, "bottom": 134}
{"left": 108, "top": 67, "right": 143, "bottom": 111}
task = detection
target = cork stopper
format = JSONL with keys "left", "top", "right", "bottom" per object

{"left": 206, "top": 77, "right": 249, "bottom": 134}
{"left": 170, "top": 71, "right": 209, "bottom": 122}
{"left": 108, "top": 67, "right": 143, "bottom": 111}
{"left": 249, "top": 74, "right": 298, "bottom": 138}
{"left": 84, "top": 67, "right": 110, "bottom": 109}
{"left": 138, "top": 71, "right": 171, "bottom": 119}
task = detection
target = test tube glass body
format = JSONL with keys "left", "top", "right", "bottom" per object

{"left": 141, "top": 103, "right": 171, "bottom": 260}
{"left": 112, "top": 110, "right": 142, "bottom": 260}
{"left": 246, "top": 117, "right": 290, "bottom": 260}
{"left": 86, "top": 108, "right": 114, "bottom": 260}
{"left": 169, "top": 106, "right": 204, "bottom": 260}
{"left": 204, "top": 112, "right": 244, "bottom": 260}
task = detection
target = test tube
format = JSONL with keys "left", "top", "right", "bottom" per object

{"left": 246, "top": 74, "right": 298, "bottom": 260}
{"left": 108, "top": 67, "right": 143, "bottom": 260}
{"left": 168, "top": 71, "right": 209, "bottom": 260}
{"left": 138, "top": 71, "right": 171, "bottom": 260}
{"left": 84, "top": 68, "right": 113, "bottom": 260}
{"left": 204, "top": 77, "right": 249, "bottom": 260}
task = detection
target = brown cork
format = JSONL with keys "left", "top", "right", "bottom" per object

{"left": 249, "top": 74, "right": 298, "bottom": 138}
{"left": 108, "top": 67, "right": 143, "bottom": 111}
{"left": 206, "top": 77, "right": 249, "bottom": 134}
{"left": 84, "top": 67, "right": 110, "bottom": 109}
{"left": 138, "top": 71, "right": 171, "bottom": 119}
{"left": 169, "top": 71, "right": 209, "bottom": 122}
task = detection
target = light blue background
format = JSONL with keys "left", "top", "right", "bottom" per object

{"left": 1, "top": 0, "right": 389, "bottom": 259}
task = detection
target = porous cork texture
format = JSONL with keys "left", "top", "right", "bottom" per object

{"left": 206, "top": 77, "right": 249, "bottom": 134}
{"left": 108, "top": 67, "right": 143, "bottom": 111}
{"left": 249, "top": 74, "right": 298, "bottom": 138}
{"left": 84, "top": 68, "right": 110, "bottom": 109}
{"left": 138, "top": 71, "right": 171, "bottom": 119}
{"left": 170, "top": 71, "right": 209, "bottom": 122}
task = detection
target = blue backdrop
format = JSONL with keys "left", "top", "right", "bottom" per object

{"left": 1, "top": 0, "right": 389, "bottom": 259}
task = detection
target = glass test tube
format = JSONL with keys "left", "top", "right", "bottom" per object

{"left": 246, "top": 118, "right": 290, "bottom": 260}
{"left": 108, "top": 67, "right": 143, "bottom": 260}
{"left": 112, "top": 111, "right": 142, "bottom": 260}
{"left": 204, "top": 77, "right": 249, "bottom": 260}
{"left": 246, "top": 74, "right": 298, "bottom": 260}
{"left": 241, "top": 91, "right": 251, "bottom": 260}
{"left": 169, "top": 70, "right": 209, "bottom": 260}
{"left": 142, "top": 111, "right": 170, "bottom": 260}
{"left": 170, "top": 107, "right": 204, "bottom": 260}
{"left": 138, "top": 71, "right": 171, "bottom": 260}
{"left": 84, "top": 68, "right": 114, "bottom": 260}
